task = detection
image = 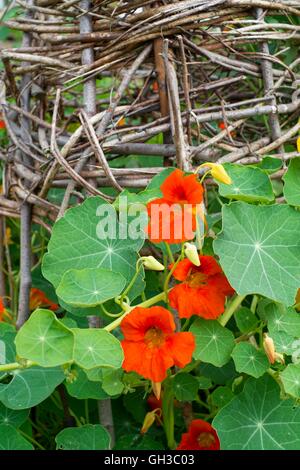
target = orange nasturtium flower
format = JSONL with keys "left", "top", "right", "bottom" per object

{"left": 146, "top": 169, "right": 204, "bottom": 244}
{"left": 29, "top": 288, "right": 59, "bottom": 311}
{"left": 177, "top": 420, "right": 220, "bottom": 450}
{"left": 169, "top": 255, "right": 234, "bottom": 319}
{"left": 120, "top": 306, "right": 195, "bottom": 383}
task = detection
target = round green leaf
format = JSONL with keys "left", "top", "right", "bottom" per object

{"left": 214, "top": 202, "right": 300, "bottom": 306}
{"left": 0, "top": 325, "right": 16, "bottom": 380}
{"left": 55, "top": 424, "right": 111, "bottom": 450}
{"left": 57, "top": 268, "right": 126, "bottom": 308}
{"left": 72, "top": 328, "right": 123, "bottom": 370}
{"left": 173, "top": 373, "right": 199, "bottom": 401}
{"left": 197, "top": 376, "right": 212, "bottom": 389}
{"left": 272, "top": 331, "right": 296, "bottom": 355}
{"left": 283, "top": 158, "right": 300, "bottom": 206}
{"left": 0, "top": 366, "right": 65, "bottom": 410}
{"left": 102, "top": 369, "right": 124, "bottom": 396}
{"left": 266, "top": 302, "right": 300, "bottom": 337}
{"left": 231, "top": 342, "right": 269, "bottom": 378}
{"left": 280, "top": 364, "right": 300, "bottom": 398}
{"left": 213, "top": 375, "right": 300, "bottom": 449}
{"left": 211, "top": 386, "right": 234, "bottom": 408}
{"left": 255, "top": 156, "right": 282, "bottom": 174}
{"left": 66, "top": 367, "right": 108, "bottom": 400}
{"left": 234, "top": 307, "right": 258, "bottom": 333}
{"left": 42, "top": 196, "right": 144, "bottom": 297}
{"left": 0, "top": 424, "right": 33, "bottom": 450}
{"left": 217, "top": 163, "right": 274, "bottom": 202}
{"left": 190, "top": 319, "right": 235, "bottom": 367}
{"left": 0, "top": 403, "right": 29, "bottom": 428}
{"left": 15, "top": 309, "right": 74, "bottom": 367}
{"left": 85, "top": 367, "right": 103, "bottom": 382}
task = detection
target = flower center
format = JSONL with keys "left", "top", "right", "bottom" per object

{"left": 145, "top": 327, "right": 165, "bottom": 348}
{"left": 186, "top": 271, "right": 207, "bottom": 288}
{"left": 197, "top": 432, "right": 215, "bottom": 448}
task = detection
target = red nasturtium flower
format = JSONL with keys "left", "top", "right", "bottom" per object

{"left": 146, "top": 169, "right": 204, "bottom": 244}
{"left": 120, "top": 306, "right": 195, "bottom": 382}
{"left": 0, "top": 120, "right": 5, "bottom": 130}
{"left": 169, "top": 255, "right": 234, "bottom": 319}
{"left": 177, "top": 419, "right": 220, "bottom": 450}
{"left": 30, "top": 288, "right": 59, "bottom": 311}
{"left": 146, "top": 169, "right": 204, "bottom": 243}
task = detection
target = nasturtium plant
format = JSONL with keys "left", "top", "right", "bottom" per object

{"left": 1, "top": 0, "right": 299, "bottom": 452}
{"left": 2, "top": 157, "right": 300, "bottom": 451}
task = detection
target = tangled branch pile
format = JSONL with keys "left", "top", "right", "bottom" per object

{"left": 0, "top": 0, "right": 299, "bottom": 228}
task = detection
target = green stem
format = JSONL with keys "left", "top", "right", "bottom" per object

{"left": 250, "top": 295, "right": 258, "bottom": 314}
{"left": 163, "top": 244, "right": 185, "bottom": 307}
{"left": 162, "top": 379, "right": 176, "bottom": 449}
{"left": 121, "top": 263, "right": 143, "bottom": 300}
{"left": 100, "top": 304, "right": 124, "bottom": 318}
{"left": 218, "top": 294, "right": 246, "bottom": 327}
{"left": 181, "top": 318, "right": 191, "bottom": 331}
{"left": 104, "top": 291, "right": 167, "bottom": 332}
{"left": 85, "top": 399, "right": 89, "bottom": 424}
{"left": 196, "top": 397, "right": 211, "bottom": 411}
{"left": 0, "top": 360, "right": 36, "bottom": 373}
{"left": 18, "top": 429, "right": 45, "bottom": 450}
{"left": 165, "top": 243, "right": 175, "bottom": 264}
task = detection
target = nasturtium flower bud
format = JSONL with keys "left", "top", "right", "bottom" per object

{"left": 141, "top": 410, "right": 157, "bottom": 434}
{"left": 263, "top": 333, "right": 285, "bottom": 364}
{"left": 206, "top": 163, "right": 232, "bottom": 185}
{"left": 184, "top": 243, "right": 200, "bottom": 267}
{"left": 263, "top": 333, "right": 276, "bottom": 364}
{"left": 141, "top": 256, "right": 165, "bottom": 271}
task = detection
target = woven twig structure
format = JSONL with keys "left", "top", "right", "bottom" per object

{"left": 0, "top": 1, "right": 300, "bottom": 325}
